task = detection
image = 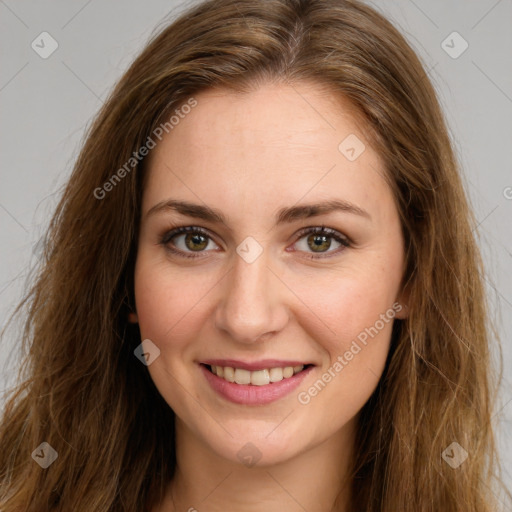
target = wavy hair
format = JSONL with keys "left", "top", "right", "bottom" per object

{"left": 0, "top": 0, "right": 508, "bottom": 510}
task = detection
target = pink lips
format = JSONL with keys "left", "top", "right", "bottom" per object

{"left": 199, "top": 362, "right": 313, "bottom": 405}
{"left": 201, "top": 359, "right": 311, "bottom": 371}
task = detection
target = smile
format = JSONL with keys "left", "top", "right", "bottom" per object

{"left": 206, "top": 364, "right": 307, "bottom": 385}
{"left": 199, "top": 362, "right": 314, "bottom": 405}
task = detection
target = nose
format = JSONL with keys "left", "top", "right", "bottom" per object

{"left": 214, "top": 246, "right": 289, "bottom": 344}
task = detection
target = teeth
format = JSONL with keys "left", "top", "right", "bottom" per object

{"left": 269, "top": 367, "right": 283, "bottom": 382}
{"left": 251, "top": 369, "right": 270, "bottom": 386}
{"left": 210, "top": 364, "right": 304, "bottom": 385}
{"left": 234, "top": 368, "right": 251, "bottom": 385}
{"left": 283, "top": 367, "right": 294, "bottom": 378}
{"left": 223, "top": 366, "right": 235, "bottom": 382}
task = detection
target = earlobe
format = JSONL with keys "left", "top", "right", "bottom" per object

{"left": 128, "top": 311, "right": 139, "bottom": 323}
{"left": 394, "top": 302, "right": 409, "bottom": 320}
{"left": 394, "top": 279, "right": 410, "bottom": 319}
{"left": 393, "top": 287, "right": 410, "bottom": 320}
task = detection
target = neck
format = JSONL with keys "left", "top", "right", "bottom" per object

{"left": 157, "top": 418, "right": 356, "bottom": 512}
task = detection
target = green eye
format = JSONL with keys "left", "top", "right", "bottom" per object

{"left": 160, "top": 225, "right": 350, "bottom": 260}
{"left": 161, "top": 226, "right": 218, "bottom": 259}
{"left": 293, "top": 226, "right": 350, "bottom": 259}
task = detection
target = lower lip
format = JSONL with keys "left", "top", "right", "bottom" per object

{"left": 200, "top": 364, "right": 314, "bottom": 405}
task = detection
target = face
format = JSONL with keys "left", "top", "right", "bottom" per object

{"left": 132, "top": 82, "right": 407, "bottom": 467}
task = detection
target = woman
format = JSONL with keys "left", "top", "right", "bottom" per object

{"left": 0, "top": 0, "right": 508, "bottom": 510}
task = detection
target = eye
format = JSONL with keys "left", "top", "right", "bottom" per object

{"left": 291, "top": 225, "right": 350, "bottom": 259}
{"left": 160, "top": 226, "right": 219, "bottom": 259}
{"left": 160, "top": 224, "right": 350, "bottom": 260}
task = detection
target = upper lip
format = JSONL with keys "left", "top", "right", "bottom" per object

{"left": 200, "top": 359, "right": 313, "bottom": 371}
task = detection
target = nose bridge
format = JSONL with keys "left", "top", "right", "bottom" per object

{"left": 215, "top": 246, "right": 287, "bottom": 343}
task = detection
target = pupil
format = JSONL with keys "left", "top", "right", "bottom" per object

{"left": 309, "top": 234, "right": 330, "bottom": 252}
{"left": 186, "top": 233, "right": 207, "bottom": 251}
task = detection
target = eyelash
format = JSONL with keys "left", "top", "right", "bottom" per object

{"left": 159, "top": 225, "right": 351, "bottom": 260}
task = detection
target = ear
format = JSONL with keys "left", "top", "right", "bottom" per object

{"left": 128, "top": 311, "right": 139, "bottom": 323}
{"left": 393, "top": 285, "right": 410, "bottom": 320}
{"left": 393, "top": 301, "right": 409, "bottom": 320}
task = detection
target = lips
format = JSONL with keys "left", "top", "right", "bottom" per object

{"left": 204, "top": 363, "right": 308, "bottom": 385}
{"left": 200, "top": 359, "right": 312, "bottom": 372}
{"left": 199, "top": 359, "right": 315, "bottom": 405}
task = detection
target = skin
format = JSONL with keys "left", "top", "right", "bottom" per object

{"left": 130, "top": 81, "right": 408, "bottom": 512}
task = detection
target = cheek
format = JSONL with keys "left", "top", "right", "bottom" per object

{"left": 133, "top": 257, "right": 212, "bottom": 349}
{"left": 295, "top": 284, "right": 395, "bottom": 427}
{"left": 291, "top": 259, "right": 401, "bottom": 419}
{"left": 290, "top": 264, "right": 400, "bottom": 347}
{"left": 288, "top": 257, "right": 401, "bottom": 399}
{"left": 134, "top": 246, "right": 402, "bottom": 351}
{"left": 133, "top": 259, "right": 214, "bottom": 410}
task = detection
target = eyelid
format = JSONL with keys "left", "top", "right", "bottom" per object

{"left": 289, "top": 225, "right": 351, "bottom": 259}
{"left": 159, "top": 224, "right": 351, "bottom": 259}
{"left": 160, "top": 225, "right": 221, "bottom": 259}
{"left": 160, "top": 225, "right": 216, "bottom": 245}
{"left": 293, "top": 225, "right": 351, "bottom": 245}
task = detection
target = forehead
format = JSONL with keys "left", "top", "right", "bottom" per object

{"left": 142, "top": 82, "right": 393, "bottom": 224}
{"left": 165, "top": 82, "right": 368, "bottom": 156}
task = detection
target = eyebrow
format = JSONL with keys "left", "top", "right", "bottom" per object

{"left": 146, "top": 198, "right": 371, "bottom": 226}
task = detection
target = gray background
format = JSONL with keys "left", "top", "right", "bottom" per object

{"left": 1, "top": 0, "right": 511, "bottom": 500}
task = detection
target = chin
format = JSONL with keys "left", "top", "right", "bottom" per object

{"left": 198, "top": 419, "right": 310, "bottom": 468}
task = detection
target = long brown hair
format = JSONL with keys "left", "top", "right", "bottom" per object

{"left": 0, "top": 0, "right": 508, "bottom": 510}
